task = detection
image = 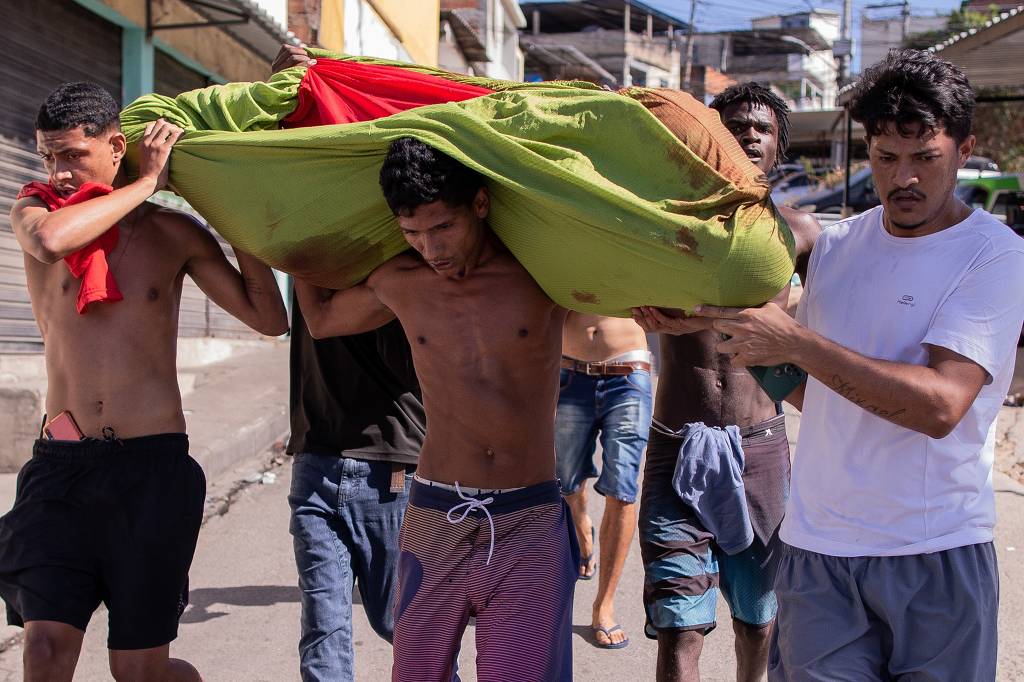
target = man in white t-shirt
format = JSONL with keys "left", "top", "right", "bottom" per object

{"left": 692, "top": 49, "right": 1024, "bottom": 680}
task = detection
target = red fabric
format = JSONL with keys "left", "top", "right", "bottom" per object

{"left": 17, "top": 181, "right": 123, "bottom": 314}
{"left": 282, "top": 59, "right": 495, "bottom": 127}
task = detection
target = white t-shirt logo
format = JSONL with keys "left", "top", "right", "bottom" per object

{"left": 898, "top": 294, "right": 915, "bottom": 307}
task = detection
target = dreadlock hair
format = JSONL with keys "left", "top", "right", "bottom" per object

{"left": 36, "top": 82, "right": 121, "bottom": 137}
{"left": 848, "top": 48, "right": 974, "bottom": 143}
{"left": 710, "top": 82, "right": 792, "bottom": 166}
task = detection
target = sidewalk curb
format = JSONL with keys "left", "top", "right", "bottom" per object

{"left": 182, "top": 343, "right": 290, "bottom": 483}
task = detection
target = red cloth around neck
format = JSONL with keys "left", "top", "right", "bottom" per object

{"left": 282, "top": 58, "right": 495, "bottom": 127}
{"left": 17, "top": 181, "right": 123, "bottom": 314}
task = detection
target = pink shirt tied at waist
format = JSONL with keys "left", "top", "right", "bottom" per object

{"left": 17, "top": 181, "right": 123, "bottom": 314}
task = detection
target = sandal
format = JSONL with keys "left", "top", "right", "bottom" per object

{"left": 591, "top": 624, "right": 629, "bottom": 650}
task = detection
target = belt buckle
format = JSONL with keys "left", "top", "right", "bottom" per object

{"left": 583, "top": 362, "right": 602, "bottom": 376}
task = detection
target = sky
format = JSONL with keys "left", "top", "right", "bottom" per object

{"left": 642, "top": 0, "right": 967, "bottom": 70}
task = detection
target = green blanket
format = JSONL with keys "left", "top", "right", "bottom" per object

{"left": 120, "top": 51, "right": 794, "bottom": 316}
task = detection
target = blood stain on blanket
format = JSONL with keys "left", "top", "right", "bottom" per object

{"left": 276, "top": 231, "right": 391, "bottom": 289}
{"left": 674, "top": 228, "right": 703, "bottom": 261}
{"left": 572, "top": 290, "right": 599, "bottom": 304}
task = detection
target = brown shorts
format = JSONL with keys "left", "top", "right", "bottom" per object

{"left": 639, "top": 414, "right": 790, "bottom": 634}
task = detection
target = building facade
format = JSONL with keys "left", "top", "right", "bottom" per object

{"left": 0, "top": 0, "right": 296, "bottom": 352}
{"left": 439, "top": 0, "right": 525, "bottom": 79}
{"left": 288, "top": 0, "right": 440, "bottom": 65}
{"left": 519, "top": 0, "right": 684, "bottom": 88}
{"left": 692, "top": 10, "right": 840, "bottom": 110}
{"left": 860, "top": 12, "right": 948, "bottom": 72}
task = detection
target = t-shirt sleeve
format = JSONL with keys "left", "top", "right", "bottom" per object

{"left": 922, "top": 247, "right": 1024, "bottom": 379}
{"left": 795, "top": 235, "right": 823, "bottom": 327}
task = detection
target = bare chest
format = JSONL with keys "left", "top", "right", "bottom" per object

{"left": 379, "top": 266, "right": 563, "bottom": 379}
{"left": 24, "top": 232, "right": 186, "bottom": 339}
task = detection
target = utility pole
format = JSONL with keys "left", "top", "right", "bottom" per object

{"left": 623, "top": 1, "right": 632, "bottom": 87}
{"left": 682, "top": 0, "right": 697, "bottom": 91}
{"left": 901, "top": 0, "right": 911, "bottom": 42}
{"left": 839, "top": 0, "right": 852, "bottom": 88}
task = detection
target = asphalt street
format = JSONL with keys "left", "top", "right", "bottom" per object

{"left": 1, "top": 408, "right": 1023, "bottom": 680}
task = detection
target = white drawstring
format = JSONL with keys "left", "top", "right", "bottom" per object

{"left": 446, "top": 482, "right": 496, "bottom": 565}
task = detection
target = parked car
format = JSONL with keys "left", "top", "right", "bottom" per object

{"left": 791, "top": 157, "right": 1006, "bottom": 215}
{"left": 771, "top": 171, "right": 820, "bottom": 206}
{"left": 963, "top": 155, "right": 999, "bottom": 172}
{"left": 792, "top": 166, "right": 876, "bottom": 214}
{"left": 956, "top": 173, "right": 1024, "bottom": 232}
{"left": 766, "top": 163, "right": 806, "bottom": 186}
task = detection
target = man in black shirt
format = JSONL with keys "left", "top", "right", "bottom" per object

{"left": 287, "top": 301, "right": 424, "bottom": 681}
{"left": 272, "top": 44, "right": 425, "bottom": 682}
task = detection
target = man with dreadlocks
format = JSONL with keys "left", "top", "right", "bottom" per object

{"left": 631, "top": 83, "right": 820, "bottom": 681}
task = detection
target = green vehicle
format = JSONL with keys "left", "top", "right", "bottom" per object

{"left": 955, "top": 173, "right": 1024, "bottom": 232}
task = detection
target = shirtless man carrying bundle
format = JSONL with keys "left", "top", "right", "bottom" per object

{"left": 295, "top": 137, "right": 575, "bottom": 681}
{"left": 0, "top": 82, "right": 288, "bottom": 682}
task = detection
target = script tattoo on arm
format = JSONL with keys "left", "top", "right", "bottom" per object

{"left": 829, "top": 374, "right": 907, "bottom": 420}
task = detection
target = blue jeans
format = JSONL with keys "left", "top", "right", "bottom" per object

{"left": 288, "top": 453, "right": 412, "bottom": 682}
{"left": 554, "top": 368, "right": 652, "bottom": 503}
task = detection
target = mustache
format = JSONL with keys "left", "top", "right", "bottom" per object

{"left": 888, "top": 188, "right": 926, "bottom": 201}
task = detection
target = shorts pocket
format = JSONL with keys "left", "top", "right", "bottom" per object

{"left": 395, "top": 550, "right": 424, "bottom": 624}
{"left": 625, "top": 368, "right": 652, "bottom": 393}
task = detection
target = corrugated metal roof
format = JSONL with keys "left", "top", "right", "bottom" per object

{"left": 520, "top": 37, "right": 618, "bottom": 84}
{"left": 929, "top": 4, "right": 1023, "bottom": 54}
{"left": 521, "top": 0, "right": 690, "bottom": 34}
{"left": 837, "top": 5, "right": 1024, "bottom": 104}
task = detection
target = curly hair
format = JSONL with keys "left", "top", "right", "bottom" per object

{"left": 379, "top": 138, "right": 485, "bottom": 216}
{"left": 848, "top": 48, "right": 974, "bottom": 142}
{"left": 710, "top": 82, "right": 791, "bottom": 164}
{"left": 36, "top": 82, "right": 121, "bottom": 137}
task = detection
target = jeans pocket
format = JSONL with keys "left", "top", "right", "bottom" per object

{"left": 625, "top": 369, "right": 652, "bottom": 393}
{"left": 559, "top": 368, "right": 574, "bottom": 391}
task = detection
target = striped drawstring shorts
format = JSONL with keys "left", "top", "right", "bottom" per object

{"left": 392, "top": 479, "right": 579, "bottom": 681}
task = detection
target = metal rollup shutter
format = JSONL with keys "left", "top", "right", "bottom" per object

{"left": 0, "top": 0, "right": 121, "bottom": 351}
{"left": 150, "top": 194, "right": 262, "bottom": 340}
{"left": 151, "top": 54, "right": 261, "bottom": 339}
{"left": 155, "top": 51, "right": 212, "bottom": 99}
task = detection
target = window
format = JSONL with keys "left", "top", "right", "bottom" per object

{"left": 955, "top": 185, "right": 988, "bottom": 210}
{"left": 992, "top": 191, "right": 1011, "bottom": 223}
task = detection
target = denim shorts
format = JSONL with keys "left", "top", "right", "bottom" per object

{"left": 554, "top": 367, "right": 652, "bottom": 503}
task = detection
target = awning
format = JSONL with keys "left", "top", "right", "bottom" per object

{"left": 175, "top": 0, "right": 298, "bottom": 61}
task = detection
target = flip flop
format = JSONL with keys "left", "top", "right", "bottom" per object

{"left": 592, "top": 624, "right": 629, "bottom": 650}
{"left": 579, "top": 526, "right": 597, "bottom": 580}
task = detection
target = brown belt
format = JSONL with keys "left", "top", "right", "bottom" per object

{"left": 560, "top": 356, "right": 651, "bottom": 376}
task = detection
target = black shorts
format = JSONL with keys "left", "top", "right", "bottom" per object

{"left": 0, "top": 434, "right": 206, "bottom": 650}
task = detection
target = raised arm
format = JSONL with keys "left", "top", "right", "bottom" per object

{"left": 183, "top": 221, "right": 289, "bottom": 336}
{"left": 11, "top": 120, "right": 182, "bottom": 263}
{"left": 293, "top": 277, "right": 396, "bottom": 339}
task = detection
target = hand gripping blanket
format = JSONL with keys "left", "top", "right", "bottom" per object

{"left": 119, "top": 49, "right": 794, "bottom": 316}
